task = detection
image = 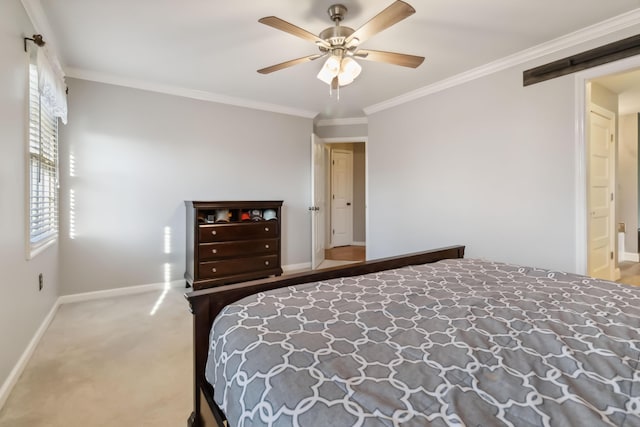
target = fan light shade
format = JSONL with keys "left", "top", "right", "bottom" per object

{"left": 338, "top": 57, "right": 361, "bottom": 86}
{"left": 317, "top": 54, "right": 362, "bottom": 87}
{"left": 317, "top": 55, "right": 341, "bottom": 84}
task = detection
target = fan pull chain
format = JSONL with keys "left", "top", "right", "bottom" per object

{"left": 327, "top": 83, "right": 341, "bottom": 100}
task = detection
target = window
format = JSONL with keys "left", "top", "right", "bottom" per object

{"left": 28, "top": 61, "right": 59, "bottom": 254}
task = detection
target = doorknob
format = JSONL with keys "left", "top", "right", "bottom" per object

{"left": 347, "top": 202, "right": 351, "bottom": 206}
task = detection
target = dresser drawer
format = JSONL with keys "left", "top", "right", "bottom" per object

{"left": 199, "top": 239, "right": 278, "bottom": 261}
{"left": 199, "top": 222, "right": 278, "bottom": 243}
{"left": 199, "top": 255, "right": 279, "bottom": 279}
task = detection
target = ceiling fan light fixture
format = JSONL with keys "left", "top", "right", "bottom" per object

{"left": 316, "top": 54, "right": 342, "bottom": 84}
{"left": 316, "top": 67, "right": 334, "bottom": 85}
{"left": 337, "top": 57, "right": 361, "bottom": 86}
{"left": 259, "top": 2, "right": 424, "bottom": 97}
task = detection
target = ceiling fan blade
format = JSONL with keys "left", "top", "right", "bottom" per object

{"left": 259, "top": 16, "right": 330, "bottom": 48}
{"left": 345, "top": 1, "right": 416, "bottom": 46}
{"left": 355, "top": 49, "right": 424, "bottom": 68}
{"left": 257, "top": 54, "right": 325, "bottom": 74}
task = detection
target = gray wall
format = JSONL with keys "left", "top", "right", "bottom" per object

{"left": 59, "top": 79, "right": 313, "bottom": 295}
{"left": 619, "top": 113, "right": 638, "bottom": 253}
{"left": 0, "top": 0, "right": 60, "bottom": 397}
{"left": 367, "top": 26, "right": 640, "bottom": 272}
{"left": 368, "top": 68, "right": 574, "bottom": 270}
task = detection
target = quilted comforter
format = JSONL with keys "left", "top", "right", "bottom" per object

{"left": 205, "top": 258, "right": 640, "bottom": 426}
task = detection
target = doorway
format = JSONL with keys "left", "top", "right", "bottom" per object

{"left": 577, "top": 56, "right": 640, "bottom": 285}
{"left": 310, "top": 135, "right": 367, "bottom": 269}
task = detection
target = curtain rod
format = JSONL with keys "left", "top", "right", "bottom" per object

{"left": 22, "top": 34, "right": 68, "bottom": 95}
{"left": 23, "top": 34, "right": 45, "bottom": 52}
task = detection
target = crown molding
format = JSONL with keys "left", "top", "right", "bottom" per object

{"left": 315, "top": 117, "right": 368, "bottom": 127}
{"left": 65, "top": 68, "right": 318, "bottom": 119}
{"left": 364, "top": 8, "right": 640, "bottom": 115}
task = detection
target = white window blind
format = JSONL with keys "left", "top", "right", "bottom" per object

{"left": 29, "top": 62, "right": 59, "bottom": 247}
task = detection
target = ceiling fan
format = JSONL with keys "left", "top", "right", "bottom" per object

{"left": 257, "top": 1, "right": 425, "bottom": 91}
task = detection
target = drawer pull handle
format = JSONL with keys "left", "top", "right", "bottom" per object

{"left": 211, "top": 230, "right": 217, "bottom": 236}
{"left": 212, "top": 268, "right": 217, "bottom": 273}
{"left": 264, "top": 227, "right": 269, "bottom": 232}
{"left": 265, "top": 244, "right": 269, "bottom": 249}
{"left": 212, "top": 249, "right": 217, "bottom": 254}
{"left": 265, "top": 261, "right": 270, "bottom": 266}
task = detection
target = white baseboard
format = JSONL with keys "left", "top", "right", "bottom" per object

{"left": 352, "top": 241, "right": 366, "bottom": 246}
{"left": 621, "top": 252, "right": 640, "bottom": 262}
{"left": 283, "top": 262, "right": 311, "bottom": 273}
{"left": 0, "top": 278, "right": 185, "bottom": 411}
{"left": 0, "top": 298, "right": 60, "bottom": 411}
{"left": 58, "top": 280, "right": 185, "bottom": 305}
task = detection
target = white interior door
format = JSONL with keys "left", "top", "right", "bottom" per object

{"left": 588, "top": 105, "right": 616, "bottom": 280}
{"left": 311, "top": 134, "right": 326, "bottom": 269}
{"left": 331, "top": 149, "right": 353, "bottom": 247}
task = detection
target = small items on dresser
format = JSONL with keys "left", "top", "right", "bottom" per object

{"left": 184, "top": 201, "right": 283, "bottom": 290}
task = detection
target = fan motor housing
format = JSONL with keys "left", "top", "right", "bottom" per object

{"left": 318, "top": 26, "right": 355, "bottom": 51}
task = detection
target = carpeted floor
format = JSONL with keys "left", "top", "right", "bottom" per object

{"left": 0, "top": 287, "right": 192, "bottom": 427}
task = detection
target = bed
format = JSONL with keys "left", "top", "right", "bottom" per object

{"left": 185, "top": 245, "right": 640, "bottom": 427}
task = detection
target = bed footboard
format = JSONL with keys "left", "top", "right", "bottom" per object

{"left": 185, "top": 245, "right": 465, "bottom": 427}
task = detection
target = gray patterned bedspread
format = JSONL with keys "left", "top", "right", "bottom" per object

{"left": 205, "top": 258, "right": 640, "bottom": 426}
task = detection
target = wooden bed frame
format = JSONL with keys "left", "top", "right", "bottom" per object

{"left": 184, "top": 245, "right": 465, "bottom": 427}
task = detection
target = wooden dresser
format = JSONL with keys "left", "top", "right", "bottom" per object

{"left": 185, "top": 201, "right": 283, "bottom": 290}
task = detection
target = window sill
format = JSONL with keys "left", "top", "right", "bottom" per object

{"left": 28, "top": 237, "right": 57, "bottom": 260}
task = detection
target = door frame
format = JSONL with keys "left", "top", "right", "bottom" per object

{"left": 574, "top": 54, "right": 640, "bottom": 275}
{"left": 310, "top": 133, "right": 327, "bottom": 269}
{"left": 317, "top": 136, "right": 368, "bottom": 259}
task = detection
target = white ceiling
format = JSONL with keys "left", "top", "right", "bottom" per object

{"left": 595, "top": 68, "right": 640, "bottom": 94}
{"left": 33, "top": 0, "right": 640, "bottom": 119}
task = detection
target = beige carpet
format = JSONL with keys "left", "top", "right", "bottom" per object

{"left": 0, "top": 287, "right": 192, "bottom": 427}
